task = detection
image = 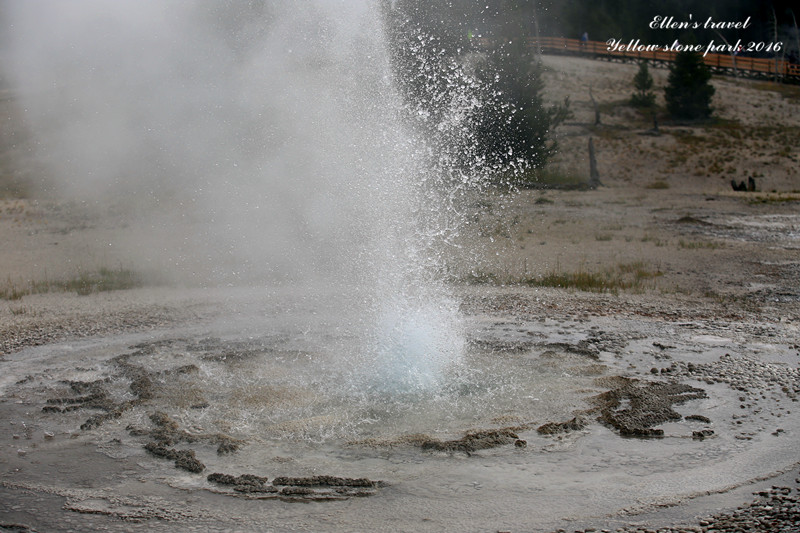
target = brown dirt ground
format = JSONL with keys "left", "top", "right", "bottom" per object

{"left": 448, "top": 55, "right": 800, "bottom": 325}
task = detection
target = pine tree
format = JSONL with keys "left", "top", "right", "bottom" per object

{"left": 630, "top": 62, "right": 655, "bottom": 108}
{"left": 381, "top": 0, "right": 466, "bottom": 135}
{"left": 475, "top": 39, "right": 570, "bottom": 176}
{"left": 664, "top": 51, "right": 715, "bottom": 120}
{"left": 382, "top": 0, "right": 569, "bottom": 183}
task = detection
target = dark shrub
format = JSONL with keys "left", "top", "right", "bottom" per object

{"left": 665, "top": 51, "right": 715, "bottom": 120}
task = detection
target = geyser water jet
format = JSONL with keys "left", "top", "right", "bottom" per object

{"left": 3, "top": 1, "right": 489, "bottom": 392}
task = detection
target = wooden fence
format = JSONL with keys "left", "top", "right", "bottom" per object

{"left": 526, "top": 36, "right": 800, "bottom": 82}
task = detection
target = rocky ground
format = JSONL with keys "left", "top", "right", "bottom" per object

{"left": 561, "top": 483, "right": 800, "bottom": 533}
{"left": 1, "top": 55, "right": 799, "bottom": 532}
{"left": 562, "top": 484, "right": 800, "bottom": 533}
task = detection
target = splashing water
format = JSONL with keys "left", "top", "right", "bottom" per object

{"left": 365, "top": 293, "right": 465, "bottom": 393}
{"left": 3, "top": 1, "right": 493, "bottom": 393}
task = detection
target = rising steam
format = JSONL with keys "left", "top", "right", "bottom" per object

{"left": 3, "top": 1, "right": 490, "bottom": 391}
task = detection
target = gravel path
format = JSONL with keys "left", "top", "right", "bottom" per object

{"left": 0, "top": 289, "right": 212, "bottom": 357}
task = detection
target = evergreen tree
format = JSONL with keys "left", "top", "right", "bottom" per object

{"left": 664, "top": 51, "right": 715, "bottom": 120}
{"left": 381, "top": 0, "right": 467, "bottom": 135}
{"left": 474, "top": 0, "right": 569, "bottom": 176}
{"left": 382, "top": 0, "right": 569, "bottom": 183}
{"left": 475, "top": 37, "right": 569, "bottom": 175}
{"left": 630, "top": 62, "right": 655, "bottom": 108}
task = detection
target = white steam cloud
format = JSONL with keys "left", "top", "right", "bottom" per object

{"left": 4, "top": 1, "right": 471, "bottom": 391}
{"left": 4, "top": 1, "right": 411, "bottom": 284}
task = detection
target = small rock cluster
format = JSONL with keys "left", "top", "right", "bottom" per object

{"left": 592, "top": 378, "right": 707, "bottom": 437}
{"left": 354, "top": 427, "right": 531, "bottom": 454}
{"left": 41, "top": 349, "right": 205, "bottom": 431}
{"left": 144, "top": 441, "right": 205, "bottom": 473}
{"left": 699, "top": 484, "right": 800, "bottom": 533}
{"left": 417, "top": 428, "right": 528, "bottom": 454}
{"left": 669, "top": 353, "right": 800, "bottom": 401}
{"left": 40, "top": 344, "right": 243, "bottom": 474}
{"left": 206, "top": 473, "right": 381, "bottom": 500}
{"left": 537, "top": 416, "right": 588, "bottom": 435}
{"left": 547, "top": 479, "right": 800, "bottom": 533}
{"left": 136, "top": 411, "right": 243, "bottom": 473}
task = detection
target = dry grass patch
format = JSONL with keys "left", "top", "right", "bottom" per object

{"left": 523, "top": 261, "right": 663, "bottom": 294}
{"left": 1, "top": 267, "right": 145, "bottom": 300}
{"left": 751, "top": 81, "right": 800, "bottom": 102}
{"left": 747, "top": 193, "right": 800, "bottom": 205}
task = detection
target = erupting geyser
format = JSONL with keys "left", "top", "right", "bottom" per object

{"left": 4, "top": 5, "right": 800, "bottom": 532}
{"left": 3, "top": 1, "right": 487, "bottom": 391}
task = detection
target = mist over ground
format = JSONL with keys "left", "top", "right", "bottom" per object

{"left": 2, "top": 1, "right": 475, "bottom": 391}
{"left": 3, "top": 1, "right": 424, "bottom": 286}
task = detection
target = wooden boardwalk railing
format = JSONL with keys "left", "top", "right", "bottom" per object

{"left": 520, "top": 37, "right": 800, "bottom": 82}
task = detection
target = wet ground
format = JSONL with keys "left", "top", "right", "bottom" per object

{"left": 2, "top": 50, "right": 800, "bottom": 532}
{"left": 1, "top": 287, "right": 798, "bottom": 532}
